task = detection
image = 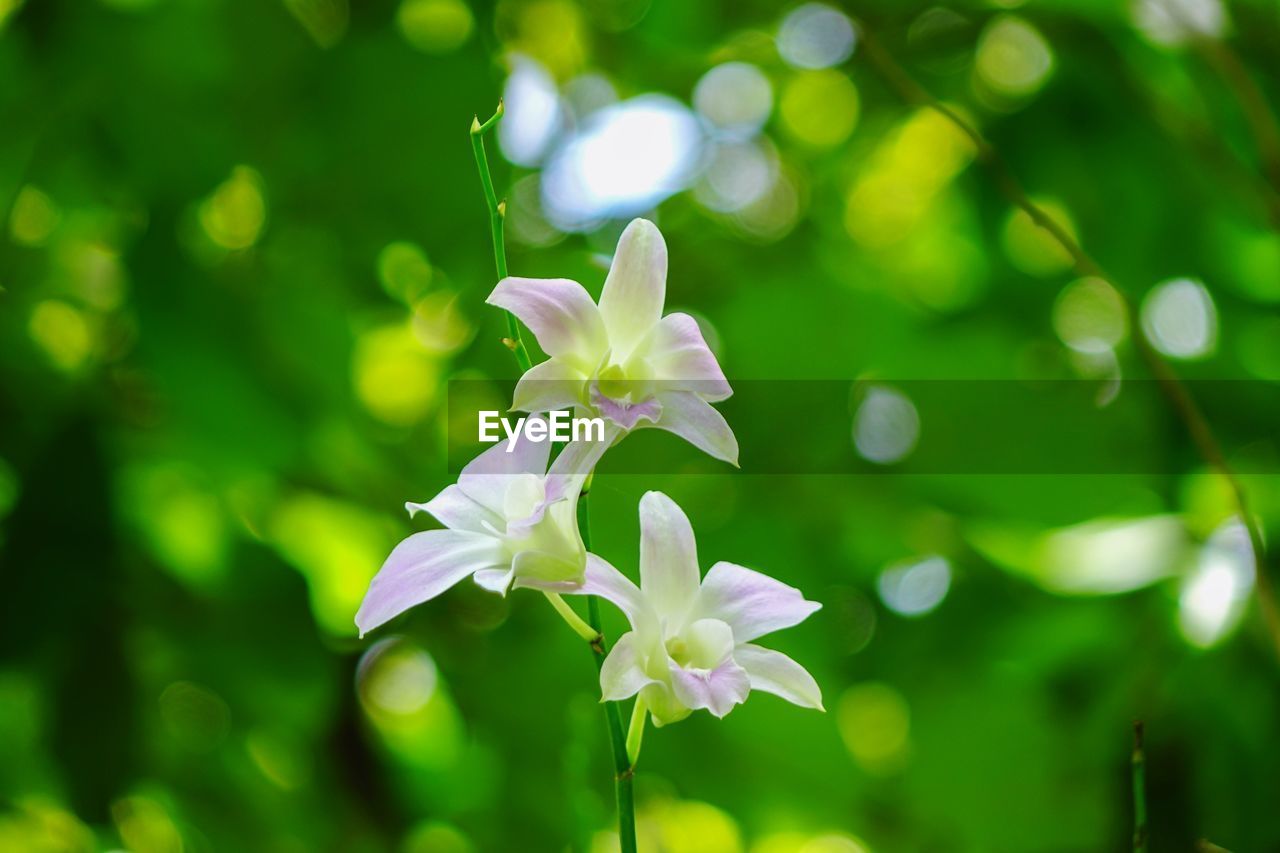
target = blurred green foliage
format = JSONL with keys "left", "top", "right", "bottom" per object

{"left": 3, "top": 0, "right": 1280, "bottom": 851}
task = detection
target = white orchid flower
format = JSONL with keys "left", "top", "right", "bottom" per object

{"left": 487, "top": 218, "right": 738, "bottom": 465}
{"left": 355, "top": 420, "right": 607, "bottom": 637}
{"left": 576, "top": 491, "right": 823, "bottom": 725}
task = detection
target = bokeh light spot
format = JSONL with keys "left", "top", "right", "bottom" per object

{"left": 877, "top": 555, "right": 951, "bottom": 617}
{"left": 1179, "top": 519, "right": 1254, "bottom": 648}
{"left": 28, "top": 300, "right": 93, "bottom": 373}
{"left": 359, "top": 638, "right": 439, "bottom": 716}
{"left": 974, "top": 16, "right": 1053, "bottom": 100}
{"left": 694, "top": 62, "right": 774, "bottom": 140}
{"left": 111, "top": 795, "right": 183, "bottom": 853}
{"left": 0, "top": 799, "right": 95, "bottom": 852}
{"left": 1001, "top": 199, "right": 1076, "bottom": 277}
{"left": 695, "top": 140, "right": 777, "bottom": 213}
{"left": 1133, "top": 0, "right": 1226, "bottom": 47}
{"left": 353, "top": 322, "right": 440, "bottom": 426}
{"left": 780, "top": 70, "right": 858, "bottom": 148}
{"left": 853, "top": 385, "right": 919, "bottom": 465}
{"left": 1053, "top": 277, "right": 1128, "bottom": 354}
{"left": 397, "top": 0, "right": 474, "bottom": 54}
{"left": 356, "top": 637, "right": 464, "bottom": 767}
{"left": 499, "top": 56, "right": 563, "bottom": 167}
{"left": 198, "top": 165, "right": 267, "bottom": 250}
{"left": 122, "top": 463, "right": 229, "bottom": 590}
{"left": 837, "top": 683, "right": 910, "bottom": 774}
{"left": 500, "top": 0, "right": 588, "bottom": 80}
{"left": 269, "top": 493, "right": 391, "bottom": 636}
{"left": 377, "top": 241, "right": 433, "bottom": 303}
{"left": 403, "top": 820, "right": 475, "bottom": 853}
{"left": 777, "top": 4, "right": 856, "bottom": 70}
{"left": 1140, "top": 278, "right": 1217, "bottom": 360}
{"left": 412, "top": 290, "right": 475, "bottom": 354}
{"left": 159, "top": 681, "right": 231, "bottom": 752}
{"left": 541, "top": 95, "right": 702, "bottom": 231}
{"left": 8, "top": 185, "right": 61, "bottom": 246}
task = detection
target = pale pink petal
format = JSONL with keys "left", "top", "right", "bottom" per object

{"left": 696, "top": 561, "right": 821, "bottom": 644}
{"left": 734, "top": 644, "right": 824, "bottom": 711}
{"left": 644, "top": 313, "right": 732, "bottom": 401}
{"left": 651, "top": 391, "right": 739, "bottom": 466}
{"left": 457, "top": 418, "right": 553, "bottom": 514}
{"left": 473, "top": 568, "right": 513, "bottom": 594}
{"left": 600, "top": 631, "right": 660, "bottom": 701}
{"left": 639, "top": 491, "right": 702, "bottom": 628}
{"left": 511, "top": 357, "right": 588, "bottom": 414}
{"left": 591, "top": 385, "right": 662, "bottom": 430}
{"left": 542, "top": 430, "right": 617, "bottom": 505}
{"left": 569, "top": 553, "right": 653, "bottom": 632}
{"left": 548, "top": 429, "right": 615, "bottom": 478}
{"left": 668, "top": 658, "right": 751, "bottom": 718}
{"left": 598, "top": 219, "right": 667, "bottom": 359}
{"left": 406, "top": 484, "right": 499, "bottom": 534}
{"left": 355, "top": 530, "right": 504, "bottom": 636}
{"left": 487, "top": 277, "right": 607, "bottom": 364}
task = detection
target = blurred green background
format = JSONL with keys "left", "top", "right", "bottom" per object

{"left": 3, "top": 0, "right": 1280, "bottom": 850}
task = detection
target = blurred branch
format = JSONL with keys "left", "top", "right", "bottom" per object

{"left": 1132, "top": 722, "right": 1148, "bottom": 853}
{"left": 1195, "top": 36, "right": 1280, "bottom": 196}
{"left": 470, "top": 102, "right": 533, "bottom": 372}
{"left": 856, "top": 24, "right": 1280, "bottom": 665}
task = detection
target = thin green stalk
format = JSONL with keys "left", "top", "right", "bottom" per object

{"left": 545, "top": 591, "right": 601, "bottom": 643}
{"left": 469, "top": 103, "right": 532, "bottom": 372}
{"left": 578, "top": 484, "right": 638, "bottom": 853}
{"left": 470, "top": 104, "right": 632, "bottom": 849}
{"left": 1132, "top": 722, "right": 1147, "bottom": 852}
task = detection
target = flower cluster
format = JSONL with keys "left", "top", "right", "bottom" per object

{"left": 357, "top": 218, "right": 821, "bottom": 729}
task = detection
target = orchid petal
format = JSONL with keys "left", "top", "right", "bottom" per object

{"left": 509, "top": 553, "right": 586, "bottom": 590}
{"left": 591, "top": 389, "right": 662, "bottom": 430}
{"left": 511, "top": 357, "right": 587, "bottom": 414}
{"left": 571, "top": 553, "right": 652, "bottom": 631}
{"left": 639, "top": 491, "right": 701, "bottom": 629}
{"left": 457, "top": 418, "right": 553, "bottom": 514}
{"left": 600, "top": 631, "right": 660, "bottom": 701}
{"left": 355, "top": 530, "right": 503, "bottom": 636}
{"left": 645, "top": 313, "right": 732, "bottom": 401}
{"left": 407, "top": 484, "right": 500, "bottom": 535}
{"left": 487, "top": 277, "right": 607, "bottom": 365}
{"left": 599, "top": 219, "right": 667, "bottom": 359}
{"left": 734, "top": 644, "right": 825, "bottom": 711}
{"left": 639, "top": 682, "right": 690, "bottom": 728}
{"left": 543, "top": 430, "right": 616, "bottom": 505}
{"left": 696, "top": 561, "right": 821, "bottom": 644}
{"left": 679, "top": 618, "right": 736, "bottom": 669}
{"left": 668, "top": 658, "right": 751, "bottom": 719}
{"left": 473, "top": 568, "right": 513, "bottom": 594}
{"left": 651, "top": 391, "right": 739, "bottom": 466}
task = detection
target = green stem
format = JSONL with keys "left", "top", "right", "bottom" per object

{"left": 1132, "top": 722, "right": 1148, "bottom": 853}
{"left": 469, "top": 103, "right": 532, "bottom": 372}
{"left": 626, "top": 695, "right": 647, "bottom": 767}
{"left": 544, "top": 591, "right": 601, "bottom": 643}
{"left": 471, "top": 103, "right": 628, "bottom": 848}
{"left": 578, "top": 486, "right": 638, "bottom": 853}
